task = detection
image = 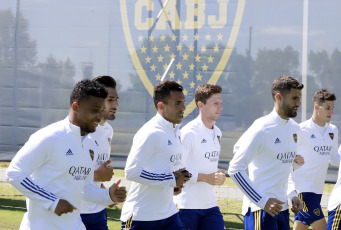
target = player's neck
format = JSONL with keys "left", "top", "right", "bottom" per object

{"left": 312, "top": 114, "right": 326, "bottom": 127}
{"left": 200, "top": 114, "right": 214, "bottom": 129}
{"left": 99, "top": 119, "right": 106, "bottom": 126}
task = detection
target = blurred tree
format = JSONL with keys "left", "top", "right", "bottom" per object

{"left": 0, "top": 10, "right": 36, "bottom": 69}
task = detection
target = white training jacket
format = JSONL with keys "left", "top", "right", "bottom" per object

{"left": 328, "top": 145, "right": 341, "bottom": 211}
{"left": 80, "top": 121, "right": 114, "bottom": 214}
{"left": 6, "top": 117, "right": 114, "bottom": 230}
{"left": 175, "top": 116, "right": 222, "bottom": 209}
{"left": 228, "top": 110, "right": 299, "bottom": 215}
{"left": 120, "top": 113, "right": 181, "bottom": 221}
{"left": 293, "top": 118, "right": 339, "bottom": 195}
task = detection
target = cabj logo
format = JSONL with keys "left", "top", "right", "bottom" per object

{"left": 120, "top": 0, "right": 245, "bottom": 116}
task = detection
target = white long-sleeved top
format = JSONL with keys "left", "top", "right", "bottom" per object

{"left": 293, "top": 118, "right": 339, "bottom": 194}
{"left": 174, "top": 116, "right": 221, "bottom": 209}
{"left": 328, "top": 145, "right": 341, "bottom": 211}
{"left": 80, "top": 122, "right": 113, "bottom": 214}
{"left": 6, "top": 117, "right": 114, "bottom": 230}
{"left": 120, "top": 113, "right": 181, "bottom": 221}
{"left": 228, "top": 110, "right": 299, "bottom": 215}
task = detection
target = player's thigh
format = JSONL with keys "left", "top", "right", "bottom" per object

{"left": 121, "top": 213, "right": 184, "bottom": 230}
{"left": 311, "top": 217, "right": 327, "bottom": 230}
{"left": 327, "top": 206, "right": 341, "bottom": 230}
{"left": 293, "top": 221, "right": 309, "bottom": 230}
{"left": 295, "top": 193, "right": 324, "bottom": 226}
{"left": 179, "top": 209, "right": 200, "bottom": 230}
{"left": 199, "top": 206, "right": 225, "bottom": 230}
{"left": 244, "top": 209, "right": 289, "bottom": 230}
{"left": 81, "top": 209, "right": 108, "bottom": 230}
{"left": 163, "top": 212, "right": 184, "bottom": 230}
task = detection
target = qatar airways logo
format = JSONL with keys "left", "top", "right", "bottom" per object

{"left": 205, "top": 151, "right": 220, "bottom": 162}
{"left": 170, "top": 153, "right": 182, "bottom": 167}
{"left": 277, "top": 152, "right": 296, "bottom": 163}
{"left": 69, "top": 166, "right": 92, "bottom": 180}
{"left": 314, "top": 146, "right": 332, "bottom": 155}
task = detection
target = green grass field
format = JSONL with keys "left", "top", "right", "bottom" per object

{"left": 0, "top": 162, "right": 334, "bottom": 229}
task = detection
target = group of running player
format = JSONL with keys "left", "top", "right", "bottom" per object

{"left": 5, "top": 74, "right": 341, "bottom": 230}
{"left": 229, "top": 75, "right": 341, "bottom": 230}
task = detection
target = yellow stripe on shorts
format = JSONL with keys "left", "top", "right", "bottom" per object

{"left": 254, "top": 210, "right": 261, "bottom": 230}
{"left": 332, "top": 205, "right": 341, "bottom": 230}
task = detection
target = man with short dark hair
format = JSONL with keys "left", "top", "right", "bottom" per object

{"left": 174, "top": 84, "right": 226, "bottom": 230}
{"left": 228, "top": 75, "right": 304, "bottom": 230}
{"left": 121, "top": 80, "right": 190, "bottom": 230}
{"left": 6, "top": 79, "right": 126, "bottom": 230}
{"left": 80, "top": 76, "right": 123, "bottom": 230}
{"left": 292, "top": 89, "right": 338, "bottom": 230}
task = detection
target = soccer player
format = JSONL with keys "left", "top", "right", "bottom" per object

{"left": 120, "top": 80, "right": 190, "bottom": 230}
{"left": 292, "top": 89, "right": 339, "bottom": 230}
{"left": 6, "top": 79, "right": 126, "bottom": 230}
{"left": 80, "top": 76, "right": 120, "bottom": 230}
{"left": 174, "top": 84, "right": 226, "bottom": 230}
{"left": 228, "top": 75, "right": 304, "bottom": 230}
{"left": 327, "top": 145, "right": 341, "bottom": 230}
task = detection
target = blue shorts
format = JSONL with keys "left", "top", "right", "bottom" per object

{"left": 244, "top": 208, "right": 290, "bottom": 230}
{"left": 80, "top": 208, "right": 108, "bottom": 230}
{"left": 294, "top": 192, "right": 324, "bottom": 226}
{"left": 178, "top": 206, "right": 225, "bottom": 230}
{"left": 327, "top": 205, "right": 341, "bottom": 230}
{"left": 121, "top": 212, "right": 184, "bottom": 230}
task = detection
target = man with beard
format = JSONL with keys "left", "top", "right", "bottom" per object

{"left": 6, "top": 79, "right": 126, "bottom": 230}
{"left": 121, "top": 80, "right": 190, "bottom": 230}
{"left": 80, "top": 76, "right": 123, "bottom": 230}
{"left": 228, "top": 75, "right": 304, "bottom": 230}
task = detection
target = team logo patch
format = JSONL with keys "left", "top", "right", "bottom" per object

{"left": 217, "top": 136, "right": 221, "bottom": 143}
{"left": 89, "top": 149, "right": 94, "bottom": 161}
{"left": 293, "top": 133, "right": 297, "bottom": 143}
{"left": 313, "top": 208, "right": 320, "bottom": 216}
{"left": 329, "top": 133, "right": 334, "bottom": 140}
{"left": 120, "top": 0, "right": 245, "bottom": 117}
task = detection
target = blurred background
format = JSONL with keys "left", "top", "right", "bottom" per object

{"left": 1, "top": 1, "right": 341, "bottom": 180}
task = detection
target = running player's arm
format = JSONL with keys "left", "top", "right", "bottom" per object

{"left": 227, "top": 127, "right": 269, "bottom": 209}
{"left": 125, "top": 132, "right": 176, "bottom": 188}
{"left": 6, "top": 133, "right": 60, "bottom": 212}
{"left": 82, "top": 165, "right": 120, "bottom": 205}
{"left": 180, "top": 131, "right": 198, "bottom": 183}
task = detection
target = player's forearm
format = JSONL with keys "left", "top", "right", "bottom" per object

{"left": 6, "top": 169, "right": 58, "bottom": 210}
{"left": 228, "top": 169, "right": 268, "bottom": 209}
{"left": 125, "top": 167, "right": 176, "bottom": 187}
{"left": 82, "top": 184, "right": 114, "bottom": 206}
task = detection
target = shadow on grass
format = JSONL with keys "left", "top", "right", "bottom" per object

{"left": 0, "top": 198, "right": 26, "bottom": 209}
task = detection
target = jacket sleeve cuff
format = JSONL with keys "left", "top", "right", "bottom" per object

{"left": 49, "top": 198, "right": 60, "bottom": 214}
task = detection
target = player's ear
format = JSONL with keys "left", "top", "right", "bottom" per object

{"left": 314, "top": 103, "right": 319, "bottom": 110}
{"left": 275, "top": 93, "right": 282, "bottom": 102}
{"left": 157, "top": 101, "right": 164, "bottom": 112}
{"left": 71, "top": 102, "right": 80, "bottom": 112}
{"left": 197, "top": 101, "right": 203, "bottom": 110}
